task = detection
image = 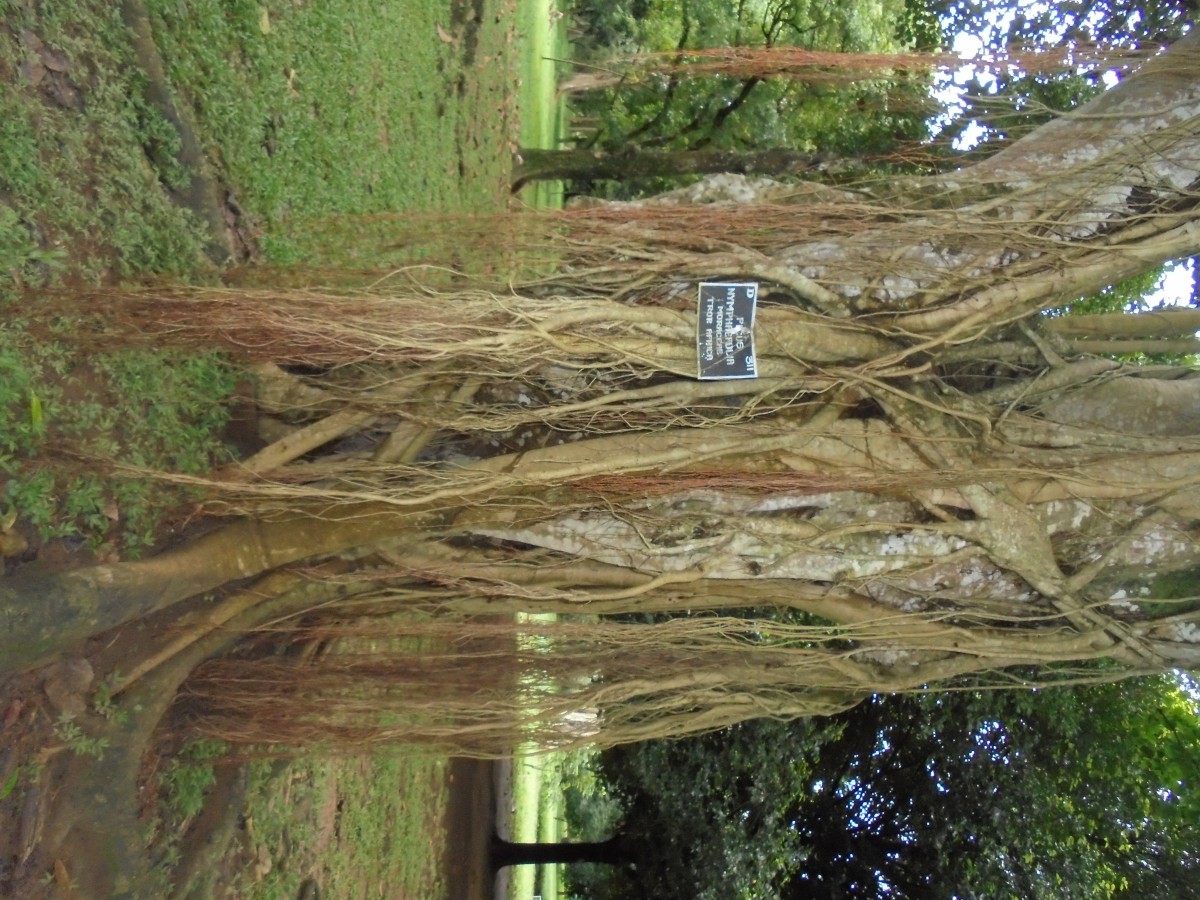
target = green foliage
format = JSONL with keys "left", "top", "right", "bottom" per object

{"left": 1143, "top": 566, "right": 1200, "bottom": 616}
{"left": 53, "top": 712, "right": 110, "bottom": 759}
{"left": 161, "top": 739, "right": 227, "bottom": 821}
{"left": 91, "top": 671, "right": 128, "bottom": 724}
{"left": 0, "top": 766, "right": 21, "bottom": 802}
{"left": 1050, "top": 266, "right": 1165, "bottom": 318}
{"left": 573, "top": 719, "right": 837, "bottom": 899}
{"left": 579, "top": 677, "right": 1200, "bottom": 899}
{"left": 0, "top": 206, "right": 66, "bottom": 287}
{"left": 569, "top": 0, "right": 643, "bottom": 58}
{"left": 929, "top": 0, "right": 1192, "bottom": 52}
{"left": 561, "top": 747, "right": 623, "bottom": 841}
{"left": 0, "top": 316, "right": 237, "bottom": 551}
{"left": 1045, "top": 264, "right": 1198, "bottom": 365}
{"left": 945, "top": 70, "right": 1106, "bottom": 157}
{"left": 761, "top": 678, "right": 1199, "bottom": 898}
{"left": 896, "top": 0, "right": 942, "bottom": 50}
{"left": 567, "top": 0, "right": 928, "bottom": 199}
{"left": 0, "top": 0, "right": 211, "bottom": 286}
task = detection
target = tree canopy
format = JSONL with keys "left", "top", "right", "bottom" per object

{"left": 572, "top": 674, "right": 1200, "bottom": 899}
{"left": 930, "top": 0, "right": 1193, "bottom": 51}
{"left": 557, "top": 0, "right": 1197, "bottom": 191}
{"left": 559, "top": 0, "right": 932, "bottom": 196}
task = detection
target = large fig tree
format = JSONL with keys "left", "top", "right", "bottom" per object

{"left": 3, "top": 34, "right": 1200, "bottom": 752}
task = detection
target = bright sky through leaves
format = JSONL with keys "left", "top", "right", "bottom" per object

{"left": 934, "top": 4, "right": 1196, "bottom": 308}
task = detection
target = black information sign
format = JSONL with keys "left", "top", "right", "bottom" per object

{"left": 697, "top": 282, "right": 758, "bottom": 380}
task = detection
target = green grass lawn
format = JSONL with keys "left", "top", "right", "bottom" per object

{"left": 536, "top": 753, "right": 567, "bottom": 899}
{"left": 515, "top": 0, "right": 569, "bottom": 210}
{"left": 509, "top": 751, "right": 568, "bottom": 900}
{"left": 2, "top": 0, "right": 571, "bottom": 895}
{"left": 509, "top": 609, "right": 574, "bottom": 899}
{"left": 510, "top": 754, "right": 548, "bottom": 900}
{"left": 0, "top": 0, "right": 212, "bottom": 285}
{"left": 2, "top": 0, "right": 571, "bottom": 893}
{"left": 143, "top": 0, "right": 525, "bottom": 266}
{"left": 235, "top": 753, "right": 449, "bottom": 900}
{"left": 0, "top": 0, "right": 535, "bottom": 284}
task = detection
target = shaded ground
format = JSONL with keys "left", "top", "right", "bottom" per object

{"left": 442, "top": 759, "right": 501, "bottom": 900}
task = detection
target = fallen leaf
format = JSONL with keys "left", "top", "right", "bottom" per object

{"left": 19, "top": 57, "right": 45, "bottom": 86}
{"left": 0, "top": 769, "right": 18, "bottom": 801}
{"left": 2, "top": 699, "right": 22, "bottom": 728}
{"left": 435, "top": 22, "right": 457, "bottom": 45}
{"left": 20, "top": 29, "right": 44, "bottom": 52}
{"left": 40, "top": 47, "right": 70, "bottom": 73}
{"left": 258, "top": 6, "right": 271, "bottom": 35}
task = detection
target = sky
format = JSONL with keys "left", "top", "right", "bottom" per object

{"left": 939, "top": 10, "right": 1196, "bottom": 308}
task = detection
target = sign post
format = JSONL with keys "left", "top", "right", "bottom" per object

{"left": 697, "top": 282, "right": 758, "bottom": 380}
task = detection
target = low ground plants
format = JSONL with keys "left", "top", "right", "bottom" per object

{"left": 0, "top": 318, "right": 238, "bottom": 552}
{"left": 52, "top": 712, "right": 109, "bottom": 760}
{"left": 234, "top": 753, "right": 448, "bottom": 900}
{"left": 0, "top": 0, "right": 211, "bottom": 286}
{"left": 161, "top": 739, "right": 226, "bottom": 821}
{"left": 2, "top": 0, "right": 570, "bottom": 893}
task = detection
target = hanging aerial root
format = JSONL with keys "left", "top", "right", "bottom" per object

{"left": 177, "top": 601, "right": 1149, "bottom": 755}
{"left": 561, "top": 44, "right": 1154, "bottom": 92}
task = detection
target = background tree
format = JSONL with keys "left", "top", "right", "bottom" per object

{"left": 789, "top": 676, "right": 1200, "bottom": 898}
{"left": 564, "top": 674, "right": 1200, "bottom": 899}
{"left": 522, "top": 0, "right": 935, "bottom": 195}
{"left": 585, "top": 717, "right": 831, "bottom": 899}
{"left": 529, "top": 0, "right": 1197, "bottom": 199}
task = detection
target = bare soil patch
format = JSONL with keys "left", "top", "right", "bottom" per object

{"left": 441, "top": 758, "right": 499, "bottom": 900}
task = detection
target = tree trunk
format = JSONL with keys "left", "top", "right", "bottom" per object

{"left": 1046, "top": 308, "right": 1200, "bottom": 340}
{"left": 490, "top": 834, "right": 628, "bottom": 869}
{"left": 7, "top": 32, "right": 1200, "bottom": 752}
{"left": 512, "top": 147, "right": 823, "bottom": 191}
{"left": 0, "top": 503, "right": 420, "bottom": 672}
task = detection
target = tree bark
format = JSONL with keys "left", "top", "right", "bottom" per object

{"left": 0, "top": 504, "right": 415, "bottom": 672}
{"left": 1046, "top": 308, "right": 1200, "bottom": 340}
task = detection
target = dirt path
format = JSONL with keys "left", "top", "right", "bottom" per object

{"left": 441, "top": 759, "right": 499, "bottom": 900}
